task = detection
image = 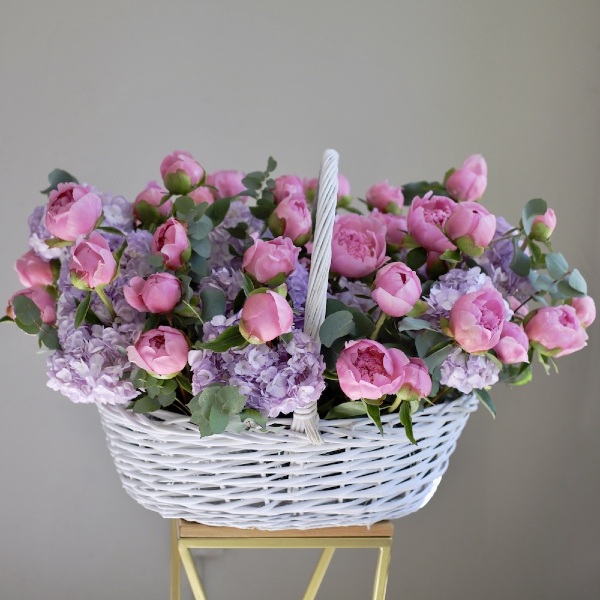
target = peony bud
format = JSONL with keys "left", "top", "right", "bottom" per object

{"left": 188, "top": 186, "right": 215, "bottom": 205}
{"left": 239, "top": 290, "right": 293, "bottom": 344}
{"left": 273, "top": 175, "right": 305, "bottom": 204}
{"left": 15, "top": 250, "right": 54, "bottom": 288}
{"left": 242, "top": 236, "right": 300, "bottom": 286}
{"left": 160, "top": 150, "right": 204, "bottom": 195}
{"left": 406, "top": 192, "right": 457, "bottom": 254}
{"left": 395, "top": 358, "right": 432, "bottom": 402}
{"left": 151, "top": 218, "right": 190, "bottom": 270}
{"left": 268, "top": 194, "right": 312, "bottom": 246}
{"left": 525, "top": 305, "right": 588, "bottom": 357}
{"left": 372, "top": 262, "right": 422, "bottom": 317}
{"left": 7, "top": 287, "right": 57, "bottom": 325}
{"left": 569, "top": 296, "right": 596, "bottom": 328}
{"left": 134, "top": 181, "right": 172, "bottom": 220}
{"left": 127, "top": 326, "right": 189, "bottom": 379}
{"left": 69, "top": 232, "right": 117, "bottom": 290}
{"left": 530, "top": 208, "right": 557, "bottom": 241}
{"left": 445, "top": 154, "right": 488, "bottom": 202}
{"left": 45, "top": 183, "right": 103, "bottom": 241}
{"left": 493, "top": 321, "right": 529, "bottom": 364}
{"left": 206, "top": 170, "right": 247, "bottom": 200}
{"left": 444, "top": 201, "right": 496, "bottom": 257}
{"left": 124, "top": 273, "right": 182, "bottom": 314}
{"left": 366, "top": 181, "right": 404, "bottom": 214}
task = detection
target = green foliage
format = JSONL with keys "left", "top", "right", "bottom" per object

{"left": 189, "top": 385, "right": 247, "bottom": 436}
{"left": 205, "top": 197, "right": 231, "bottom": 227}
{"left": 325, "top": 401, "right": 367, "bottom": 419}
{"left": 522, "top": 198, "right": 547, "bottom": 236}
{"left": 364, "top": 401, "right": 384, "bottom": 435}
{"left": 194, "top": 325, "right": 247, "bottom": 352}
{"left": 399, "top": 401, "right": 417, "bottom": 444}
{"left": 405, "top": 247, "right": 428, "bottom": 271}
{"left": 401, "top": 180, "right": 448, "bottom": 205}
{"left": 74, "top": 292, "right": 92, "bottom": 329}
{"left": 320, "top": 311, "right": 355, "bottom": 347}
{"left": 474, "top": 388, "right": 496, "bottom": 418}
{"left": 41, "top": 169, "right": 78, "bottom": 195}
{"left": 200, "top": 287, "right": 226, "bottom": 322}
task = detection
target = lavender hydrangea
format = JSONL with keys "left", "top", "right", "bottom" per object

{"left": 439, "top": 346, "right": 500, "bottom": 394}
{"left": 99, "top": 193, "right": 134, "bottom": 232}
{"left": 189, "top": 320, "right": 325, "bottom": 418}
{"left": 287, "top": 260, "right": 309, "bottom": 311}
{"left": 199, "top": 267, "right": 244, "bottom": 307}
{"left": 332, "top": 277, "right": 376, "bottom": 312}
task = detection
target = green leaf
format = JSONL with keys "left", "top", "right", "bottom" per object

{"left": 474, "top": 388, "right": 496, "bottom": 418}
{"left": 0, "top": 315, "right": 13, "bottom": 324}
{"left": 74, "top": 292, "right": 92, "bottom": 329}
{"left": 188, "top": 215, "right": 213, "bottom": 240}
{"left": 440, "top": 249, "right": 462, "bottom": 263}
{"left": 545, "top": 253, "right": 569, "bottom": 280}
{"left": 242, "top": 273, "right": 254, "bottom": 297}
{"left": 12, "top": 295, "right": 43, "bottom": 334}
{"left": 226, "top": 223, "right": 249, "bottom": 239}
{"left": 200, "top": 287, "right": 226, "bottom": 322}
{"left": 319, "top": 311, "right": 355, "bottom": 347}
{"left": 364, "top": 401, "right": 384, "bottom": 435}
{"left": 189, "top": 252, "right": 209, "bottom": 280}
{"left": 422, "top": 344, "right": 452, "bottom": 372}
{"left": 132, "top": 395, "right": 161, "bottom": 413}
{"left": 205, "top": 197, "right": 231, "bottom": 227}
{"left": 267, "top": 156, "right": 277, "bottom": 173}
{"left": 97, "top": 226, "right": 126, "bottom": 236}
{"left": 325, "top": 401, "right": 367, "bottom": 419}
{"left": 396, "top": 317, "right": 434, "bottom": 333}
{"left": 405, "top": 247, "right": 428, "bottom": 271}
{"left": 175, "top": 374, "right": 193, "bottom": 394}
{"left": 39, "top": 325, "right": 61, "bottom": 350}
{"left": 522, "top": 198, "right": 548, "bottom": 236}
{"left": 135, "top": 201, "right": 162, "bottom": 227}
{"left": 44, "top": 238, "right": 73, "bottom": 249}
{"left": 41, "top": 169, "right": 78, "bottom": 195}
{"left": 239, "top": 408, "right": 268, "bottom": 429}
{"left": 190, "top": 385, "right": 247, "bottom": 436}
{"left": 191, "top": 236, "right": 211, "bottom": 259}
{"left": 568, "top": 269, "right": 587, "bottom": 295}
{"left": 399, "top": 401, "right": 417, "bottom": 444}
{"left": 415, "top": 330, "right": 449, "bottom": 358}
{"left": 173, "top": 195, "right": 196, "bottom": 216}
{"left": 195, "top": 325, "right": 246, "bottom": 352}
{"left": 510, "top": 238, "right": 531, "bottom": 277}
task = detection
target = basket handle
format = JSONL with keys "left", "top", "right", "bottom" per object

{"left": 291, "top": 149, "right": 339, "bottom": 444}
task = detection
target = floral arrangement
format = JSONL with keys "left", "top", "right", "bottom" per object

{"left": 4, "top": 151, "right": 595, "bottom": 442}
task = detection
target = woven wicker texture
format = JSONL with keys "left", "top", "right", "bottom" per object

{"left": 98, "top": 394, "right": 477, "bottom": 529}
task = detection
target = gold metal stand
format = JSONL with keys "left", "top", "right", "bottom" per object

{"left": 171, "top": 519, "right": 393, "bottom": 600}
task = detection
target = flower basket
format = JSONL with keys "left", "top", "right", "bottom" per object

{"left": 98, "top": 393, "right": 477, "bottom": 529}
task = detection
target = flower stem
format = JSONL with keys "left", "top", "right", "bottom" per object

{"left": 95, "top": 287, "right": 116, "bottom": 320}
{"left": 370, "top": 312, "right": 388, "bottom": 340}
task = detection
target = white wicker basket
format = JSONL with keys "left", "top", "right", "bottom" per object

{"left": 97, "top": 149, "right": 479, "bottom": 529}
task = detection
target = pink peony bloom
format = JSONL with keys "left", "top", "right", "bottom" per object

{"left": 331, "top": 214, "right": 388, "bottom": 278}
{"left": 15, "top": 250, "right": 54, "bottom": 288}
{"left": 151, "top": 218, "right": 190, "bottom": 270}
{"left": 239, "top": 290, "right": 293, "bottom": 344}
{"left": 570, "top": 296, "right": 596, "bottom": 328}
{"left": 366, "top": 181, "right": 404, "bottom": 213}
{"left": 407, "top": 192, "right": 457, "bottom": 254}
{"left": 69, "top": 232, "right": 117, "bottom": 289}
{"left": 449, "top": 287, "right": 508, "bottom": 353}
{"left": 206, "top": 170, "right": 247, "bottom": 200}
{"left": 372, "top": 262, "right": 422, "bottom": 317}
{"left": 530, "top": 208, "right": 557, "bottom": 241}
{"left": 127, "top": 326, "right": 189, "bottom": 379}
{"left": 124, "top": 273, "right": 182, "bottom": 314}
{"left": 444, "top": 201, "right": 496, "bottom": 257}
{"left": 273, "top": 175, "right": 305, "bottom": 204}
{"left": 268, "top": 194, "right": 312, "bottom": 246}
{"left": 188, "top": 186, "right": 215, "bottom": 205}
{"left": 525, "top": 305, "right": 588, "bottom": 357}
{"left": 242, "top": 236, "right": 300, "bottom": 285}
{"left": 374, "top": 211, "right": 408, "bottom": 249}
{"left": 160, "top": 150, "right": 204, "bottom": 195}
{"left": 7, "top": 287, "right": 57, "bottom": 325}
{"left": 336, "top": 339, "right": 409, "bottom": 400}
{"left": 303, "top": 174, "right": 351, "bottom": 203}
{"left": 445, "top": 154, "right": 488, "bottom": 202}
{"left": 397, "top": 358, "right": 432, "bottom": 401}
{"left": 45, "top": 183, "right": 103, "bottom": 241}
{"left": 134, "top": 181, "right": 172, "bottom": 219}
{"left": 493, "top": 321, "right": 529, "bottom": 364}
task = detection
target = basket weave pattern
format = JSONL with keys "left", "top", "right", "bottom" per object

{"left": 98, "top": 394, "right": 477, "bottom": 529}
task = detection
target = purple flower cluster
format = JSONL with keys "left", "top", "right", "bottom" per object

{"left": 439, "top": 346, "right": 500, "bottom": 394}
{"left": 189, "top": 319, "right": 325, "bottom": 418}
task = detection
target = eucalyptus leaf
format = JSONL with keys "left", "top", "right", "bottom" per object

{"left": 39, "top": 325, "right": 61, "bottom": 350}
{"left": 205, "top": 197, "right": 231, "bottom": 227}
{"left": 545, "top": 253, "right": 569, "bottom": 280}
{"left": 522, "top": 198, "right": 548, "bottom": 235}
{"left": 200, "top": 287, "right": 226, "bottom": 322}
{"left": 319, "top": 311, "right": 355, "bottom": 347}
{"left": 568, "top": 269, "right": 587, "bottom": 295}
{"left": 41, "top": 168, "right": 78, "bottom": 195}
{"left": 173, "top": 195, "right": 196, "bottom": 216}
{"left": 396, "top": 317, "right": 434, "bottom": 333}
{"left": 405, "top": 247, "right": 428, "bottom": 271}
{"left": 325, "top": 401, "right": 368, "bottom": 419}
{"left": 195, "top": 325, "right": 246, "bottom": 352}
{"left": 132, "top": 395, "right": 161, "bottom": 413}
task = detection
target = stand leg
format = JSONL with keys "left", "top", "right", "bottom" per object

{"left": 179, "top": 544, "right": 209, "bottom": 600}
{"left": 302, "top": 548, "right": 335, "bottom": 600}
{"left": 372, "top": 545, "right": 392, "bottom": 600}
{"left": 171, "top": 521, "right": 180, "bottom": 600}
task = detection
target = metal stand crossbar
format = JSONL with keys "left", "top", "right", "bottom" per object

{"left": 171, "top": 519, "right": 393, "bottom": 600}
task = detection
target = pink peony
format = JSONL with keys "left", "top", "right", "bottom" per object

{"left": 376, "top": 212, "right": 408, "bottom": 249}
{"left": 151, "top": 218, "right": 190, "bottom": 270}
{"left": 134, "top": 181, "right": 171, "bottom": 219}
{"left": 493, "top": 321, "right": 530, "bottom": 364}
{"left": 268, "top": 194, "right": 312, "bottom": 246}
{"left": 15, "top": 250, "right": 54, "bottom": 288}
{"left": 127, "top": 326, "right": 189, "bottom": 379}
{"left": 336, "top": 339, "right": 409, "bottom": 400}
{"left": 407, "top": 192, "right": 457, "bottom": 254}
{"left": 7, "top": 287, "right": 57, "bottom": 325}
{"left": 45, "top": 183, "right": 103, "bottom": 241}
{"left": 445, "top": 154, "right": 488, "bottom": 202}
{"left": 372, "top": 262, "right": 422, "bottom": 317}
{"left": 239, "top": 290, "right": 293, "bottom": 344}
{"left": 124, "top": 273, "right": 182, "bottom": 314}
{"left": 397, "top": 358, "right": 432, "bottom": 401}
{"left": 206, "top": 170, "right": 247, "bottom": 200}
{"left": 188, "top": 186, "right": 215, "bottom": 205}
{"left": 530, "top": 208, "right": 557, "bottom": 241}
{"left": 303, "top": 174, "right": 350, "bottom": 203}
{"left": 69, "top": 232, "right": 117, "bottom": 290}
{"left": 160, "top": 150, "right": 204, "bottom": 195}
{"left": 331, "top": 214, "right": 388, "bottom": 278}
{"left": 273, "top": 175, "right": 305, "bottom": 204}
{"left": 449, "top": 287, "right": 508, "bottom": 353}
{"left": 242, "top": 236, "right": 300, "bottom": 285}
{"left": 366, "top": 181, "right": 404, "bottom": 213}
{"left": 525, "top": 305, "right": 588, "bottom": 357}
{"left": 569, "top": 296, "right": 596, "bottom": 328}
{"left": 444, "top": 201, "right": 496, "bottom": 257}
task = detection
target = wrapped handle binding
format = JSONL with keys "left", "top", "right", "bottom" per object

{"left": 291, "top": 149, "right": 339, "bottom": 444}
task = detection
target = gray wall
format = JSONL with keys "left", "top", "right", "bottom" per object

{"left": 1, "top": 1, "right": 599, "bottom": 598}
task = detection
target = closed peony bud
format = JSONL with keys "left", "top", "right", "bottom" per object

{"left": 444, "top": 201, "right": 496, "bottom": 257}
{"left": 124, "top": 273, "right": 182, "bottom": 314}
{"left": 160, "top": 150, "right": 204, "bottom": 195}
{"left": 493, "top": 321, "right": 529, "bottom": 364}
{"left": 69, "top": 232, "right": 117, "bottom": 290}
{"left": 151, "top": 218, "right": 190, "bottom": 270}
{"left": 396, "top": 358, "right": 432, "bottom": 402}
{"left": 445, "top": 154, "right": 488, "bottom": 202}
{"left": 372, "top": 262, "right": 422, "bottom": 317}
{"left": 239, "top": 290, "right": 293, "bottom": 344}
{"left": 530, "top": 208, "right": 557, "bottom": 241}
{"left": 15, "top": 250, "right": 54, "bottom": 288}
{"left": 569, "top": 296, "right": 596, "bottom": 328}
{"left": 127, "top": 326, "right": 189, "bottom": 379}
{"left": 242, "top": 236, "right": 300, "bottom": 286}
{"left": 525, "top": 305, "right": 588, "bottom": 357}
{"left": 206, "top": 170, "right": 247, "bottom": 200}
{"left": 273, "top": 175, "right": 305, "bottom": 204}
{"left": 366, "top": 181, "right": 404, "bottom": 214}
{"left": 134, "top": 181, "right": 172, "bottom": 219}
{"left": 268, "top": 194, "right": 312, "bottom": 246}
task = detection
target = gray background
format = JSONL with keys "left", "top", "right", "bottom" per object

{"left": 1, "top": 1, "right": 599, "bottom": 599}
